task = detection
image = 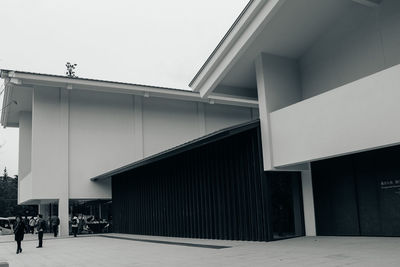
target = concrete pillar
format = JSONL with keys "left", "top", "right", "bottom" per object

{"left": 18, "top": 112, "right": 32, "bottom": 204}
{"left": 255, "top": 55, "right": 274, "bottom": 170}
{"left": 301, "top": 166, "right": 316, "bottom": 236}
{"left": 255, "top": 53, "right": 302, "bottom": 170}
{"left": 197, "top": 102, "right": 206, "bottom": 136}
{"left": 30, "top": 87, "right": 70, "bottom": 236}
{"left": 59, "top": 197, "right": 69, "bottom": 236}
{"left": 132, "top": 95, "right": 144, "bottom": 161}
{"left": 59, "top": 88, "right": 70, "bottom": 236}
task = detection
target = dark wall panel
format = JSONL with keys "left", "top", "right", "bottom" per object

{"left": 112, "top": 127, "right": 271, "bottom": 241}
{"left": 312, "top": 156, "right": 360, "bottom": 236}
{"left": 312, "top": 145, "right": 400, "bottom": 237}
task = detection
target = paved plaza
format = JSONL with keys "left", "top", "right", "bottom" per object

{"left": 0, "top": 233, "right": 399, "bottom": 266}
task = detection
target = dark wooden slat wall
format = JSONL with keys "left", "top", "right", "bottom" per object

{"left": 112, "top": 127, "right": 270, "bottom": 241}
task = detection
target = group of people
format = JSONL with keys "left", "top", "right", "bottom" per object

{"left": 17, "top": 215, "right": 60, "bottom": 236}
{"left": 12, "top": 214, "right": 108, "bottom": 254}
{"left": 13, "top": 214, "right": 49, "bottom": 254}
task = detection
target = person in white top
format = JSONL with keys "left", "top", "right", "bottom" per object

{"left": 71, "top": 216, "right": 79, "bottom": 237}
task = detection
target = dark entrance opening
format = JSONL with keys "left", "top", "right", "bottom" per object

{"left": 69, "top": 199, "right": 112, "bottom": 235}
{"left": 268, "top": 172, "right": 304, "bottom": 240}
{"left": 312, "top": 145, "right": 400, "bottom": 236}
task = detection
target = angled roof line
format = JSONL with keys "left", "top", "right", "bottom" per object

{"left": 91, "top": 119, "right": 260, "bottom": 181}
{"left": 188, "top": 0, "right": 254, "bottom": 87}
{"left": 0, "top": 69, "right": 190, "bottom": 93}
{"left": 1, "top": 69, "right": 258, "bottom": 127}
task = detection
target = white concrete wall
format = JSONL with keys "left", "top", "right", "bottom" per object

{"left": 270, "top": 63, "right": 400, "bottom": 167}
{"left": 301, "top": 168, "right": 316, "bottom": 236}
{"left": 204, "top": 103, "right": 253, "bottom": 133}
{"left": 31, "top": 86, "right": 68, "bottom": 200}
{"left": 18, "top": 112, "right": 32, "bottom": 179}
{"left": 142, "top": 97, "right": 200, "bottom": 157}
{"left": 142, "top": 97, "right": 254, "bottom": 156}
{"left": 68, "top": 89, "right": 135, "bottom": 199}
{"left": 68, "top": 92, "right": 253, "bottom": 199}
{"left": 18, "top": 112, "right": 32, "bottom": 204}
{"left": 30, "top": 86, "right": 70, "bottom": 236}
{"left": 29, "top": 88, "right": 254, "bottom": 200}
{"left": 300, "top": 0, "right": 400, "bottom": 99}
{"left": 19, "top": 173, "right": 32, "bottom": 204}
{"left": 255, "top": 53, "right": 302, "bottom": 170}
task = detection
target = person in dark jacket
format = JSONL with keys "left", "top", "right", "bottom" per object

{"left": 23, "top": 216, "right": 30, "bottom": 234}
{"left": 51, "top": 216, "right": 60, "bottom": 237}
{"left": 36, "top": 214, "right": 45, "bottom": 248}
{"left": 14, "top": 215, "right": 25, "bottom": 254}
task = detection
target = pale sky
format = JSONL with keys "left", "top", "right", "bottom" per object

{"left": 0, "top": 0, "right": 249, "bottom": 176}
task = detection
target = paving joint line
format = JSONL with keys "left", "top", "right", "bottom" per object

{"left": 99, "top": 235, "right": 231, "bottom": 249}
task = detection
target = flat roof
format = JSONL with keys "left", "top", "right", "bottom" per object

{"left": 91, "top": 119, "right": 260, "bottom": 181}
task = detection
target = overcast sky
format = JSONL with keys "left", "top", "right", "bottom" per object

{"left": 0, "top": 0, "right": 248, "bottom": 176}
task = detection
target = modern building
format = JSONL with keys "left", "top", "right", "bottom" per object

{"left": 0, "top": 70, "right": 258, "bottom": 236}
{"left": 1, "top": 0, "right": 400, "bottom": 239}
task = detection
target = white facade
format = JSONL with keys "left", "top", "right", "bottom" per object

{"left": 0, "top": 72, "right": 257, "bottom": 236}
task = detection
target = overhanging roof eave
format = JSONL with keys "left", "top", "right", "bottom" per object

{"left": 0, "top": 77, "right": 12, "bottom": 128}
{"left": 188, "top": 0, "right": 255, "bottom": 88}
{"left": 0, "top": 69, "right": 258, "bottom": 108}
{"left": 189, "top": 0, "right": 285, "bottom": 98}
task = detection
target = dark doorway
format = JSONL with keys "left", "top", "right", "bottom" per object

{"left": 268, "top": 172, "right": 304, "bottom": 240}
{"left": 312, "top": 145, "right": 400, "bottom": 237}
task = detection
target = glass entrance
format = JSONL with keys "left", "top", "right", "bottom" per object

{"left": 268, "top": 172, "right": 304, "bottom": 240}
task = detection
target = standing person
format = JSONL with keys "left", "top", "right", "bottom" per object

{"left": 13, "top": 215, "right": 25, "bottom": 254}
{"left": 23, "top": 216, "right": 29, "bottom": 234}
{"left": 52, "top": 216, "right": 60, "bottom": 237}
{"left": 71, "top": 216, "right": 79, "bottom": 237}
{"left": 36, "top": 214, "right": 45, "bottom": 248}
{"left": 29, "top": 216, "right": 36, "bottom": 234}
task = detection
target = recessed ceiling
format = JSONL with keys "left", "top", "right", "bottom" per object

{"left": 220, "top": 0, "right": 353, "bottom": 90}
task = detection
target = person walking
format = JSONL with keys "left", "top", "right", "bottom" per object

{"left": 52, "top": 216, "right": 60, "bottom": 237}
{"left": 36, "top": 214, "right": 45, "bottom": 248}
{"left": 13, "top": 215, "right": 25, "bottom": 254}
{"left": 29, "top": 216, "right": 36, "bottom": 234}
{"left": 71, "top": 216, "right": 79, "bottom": 237}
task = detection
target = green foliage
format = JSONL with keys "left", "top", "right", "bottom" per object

{"left": 0, "top": 168, "right": 37, "bottom": 217}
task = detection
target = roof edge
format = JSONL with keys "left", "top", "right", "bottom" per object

{"left": 1, "top": 69, "right": 190, "bottom": 92}
{"left": 189, "top": 0, "right": 285, "bottom": 97}
{"left": 188, "top": 0, "right": 255, "bottom": 87}
{"left": 0, "top": 69, "right": 258, "bottom": 108}
{"left": 0, "top": 73, "right": 12, "bottom": 128}
{"left": 91, "top": 119, "right": 260, "bottom": 181}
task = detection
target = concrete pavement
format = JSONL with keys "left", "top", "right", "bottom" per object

{"left": 0, "top": 233, "right": 399, "bottom": 266}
